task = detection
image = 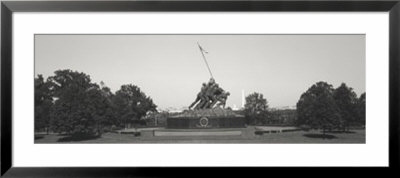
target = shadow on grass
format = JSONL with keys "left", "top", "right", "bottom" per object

{"left": 303, "top": 133, "right": 337, "bottom": 139}
{"left": 34, "top": 135, "right": 44, "bottom": 140}
{"left": 57, "top": 134, "right": 100, "bottom": 142}
{"left": 325, "top": 131, "right": 356, "bottom": 134}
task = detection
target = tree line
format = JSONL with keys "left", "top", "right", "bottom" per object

{"left": 244, "top": 81, "right": 366, "bottom": 132}
{"left": 36, "top": 70, "right": 365, "bottom": 137}
{"left": 296, "top": 81, "right": 365, "bottom": 133}
{"left": 35, "top": 69, "right": 157, "bottom": 137}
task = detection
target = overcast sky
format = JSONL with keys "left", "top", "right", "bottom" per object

{"left": 35, "top": 34, "right": 365, "bottom": 110}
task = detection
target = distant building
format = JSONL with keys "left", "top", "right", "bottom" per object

{"left": 159, "top": 106, "right": 187, "bottom": 113}
{"left": 232, "top": 104, "right": 239, "bottom": 111}
{"left": 144, "top": 111, "right": 169, "bottom": 127}
{"left": 268, "top": 109, "right": 297, "bottom": 125}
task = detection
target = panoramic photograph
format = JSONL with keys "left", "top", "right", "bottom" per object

{"left": 34, "top": 34, "right": 366, "bottom": 143}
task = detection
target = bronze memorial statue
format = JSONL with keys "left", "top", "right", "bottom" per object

{"left": 189, "top": 78, "right": 230, "bottom": 110}
{"left": 166, "top": 43, "right": 244, "bottom": 129}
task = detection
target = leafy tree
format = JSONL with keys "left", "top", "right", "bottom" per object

{"left": 89, "top": 82, "right": 118, "bottom": 134}
{"left": 48, "top": 69, "right": 108, "bottom": 136}
{"left": 34, "top": 75, "right": 53, "bottom": 133}
{"left": 355, "top": 92, "right": 366, "bottom": 126}
{"left": 97, "top": 81, "right": 118, "bottom": 128}
{"left": 244, "top": 92, "right": 269, "bottom": 125}
{"left": 296, "top": 82, "right": 342, "bottom": 136}
{"left": 113, "top": 84, "right": 157, "bottom": 128}
{"left": 333, "top": 83, "right": 358, "bottom": 131}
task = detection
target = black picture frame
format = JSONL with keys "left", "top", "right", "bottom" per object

{"left": 1, "top": 0, "right": 399, "bottom": 177}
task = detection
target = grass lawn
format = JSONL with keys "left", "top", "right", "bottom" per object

{"left": 35, "top": 127, "right": 365, "bottom": 144}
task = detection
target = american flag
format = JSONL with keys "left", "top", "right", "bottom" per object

{"left": 197, "top": 43, "right": 208, "bottom": 54}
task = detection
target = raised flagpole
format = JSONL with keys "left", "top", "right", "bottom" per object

{"left": 197, "top": 42, "right": 214, "bottom": 79}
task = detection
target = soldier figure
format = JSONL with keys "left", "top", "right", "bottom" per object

{"left": 208, "top": 86, "right": 225, "bottom": 108}
{"left": 189, "top": 83, "right": 207, "bottom": 110}
{"left": 190, "top": 78, "right": 230, "bottom": 110}
{"left": 215, "top": 91, "right": 230, "bottom": 108}
{"left": 208, "top": 78, "right": 215, "bottom": 85}
{"left": 194, "top": 78, "right": 214, "bottom": 109}
{"left": 203, "top": 82, "right": 219, "bottom": 108}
